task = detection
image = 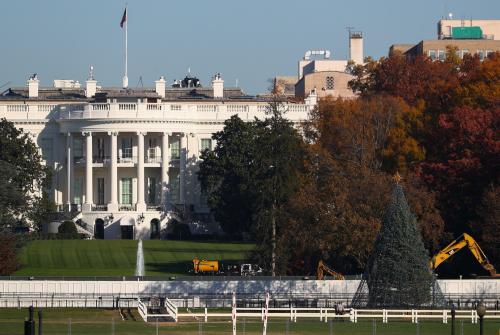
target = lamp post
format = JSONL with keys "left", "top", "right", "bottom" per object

{"left": 476, "top": 303, "right": 486, "bottom": 335}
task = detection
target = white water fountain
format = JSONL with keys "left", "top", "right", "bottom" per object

{"left": 135, "top": 239, "right": 145, "bottom": 276}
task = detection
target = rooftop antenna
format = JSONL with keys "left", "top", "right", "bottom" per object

{"left": 443, "top": 1, "right": 448, "bottom": 19}
{"left": 235, "top": 78, "right": 239, "bottom": 88}
{"left": 188, "top": 67, "right": 191, "bottom": 75}
{"left": 89, "top": 65, "right": 94, "bottom": 80}
{"left": 137, "top": 76, "right": 143, "bottom": 88}
{"left": 448, "top": 12, "right": 453, "bottom": 20}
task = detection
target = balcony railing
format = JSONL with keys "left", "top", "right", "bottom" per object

{"left": 118, "top": 156, "right": 136, "bottom": 164}
{"left": 93, "top": 156, "right": 110, "bottom": 164}
{"left": 92, "top": 204, "right": 108, "bottom": 211}
{"left": 53, "top": 102, "right": 310, "bottom": 123}
{"left": 145, "top": 156, "right": 162, "bottom": 164}
{"left": 147, "top": 205, "right": 162, "bottom": 211}
{"left": 119, "top": 205, "right": 134, "bottom": 211}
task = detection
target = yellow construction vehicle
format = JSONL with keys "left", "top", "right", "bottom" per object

{"left": 316, "top": 260, "right": 345, "bottom": 280}
{"left": 192, "top": 258, "right": 219, "bottom": 274}
{"left": 430, "top": 233, "right": 499, "bottom": 278}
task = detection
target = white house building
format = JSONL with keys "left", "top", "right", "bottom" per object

{"left": 0, "top": 73, "right": 315, "bottom": 240}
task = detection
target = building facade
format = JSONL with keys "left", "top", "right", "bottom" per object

{"left": 273, "top": 32, "right": 363, "bottom": 100}
{"left": 1, "top": 74, "right": 315, "bottom": 240}
{"left": 390, "top": 19, "right": 500, "bottom": 59}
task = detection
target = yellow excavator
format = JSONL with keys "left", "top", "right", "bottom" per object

{"left": 429, "top": 233, "right": 499, "bottom": 278}
{"left": 317, "top": 260, "right": 345, "bottom": 280}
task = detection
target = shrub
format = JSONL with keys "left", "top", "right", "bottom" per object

{"left": 169, "top": 223, "right": 191, "bottom": 240}
{"left": 57, "top": 221, "right": 79, "bottom": 239}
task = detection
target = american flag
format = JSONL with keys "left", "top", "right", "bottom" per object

{"left": 120, "top": 7, "right": 127, "bottom": 28}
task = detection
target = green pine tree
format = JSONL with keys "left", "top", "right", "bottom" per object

{"left": 366, "top": 182, "right": 432, "bottom": 307}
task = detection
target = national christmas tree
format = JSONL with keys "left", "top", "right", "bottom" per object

{"left": 352, "top": 177, "right": 443, "bottom": 308}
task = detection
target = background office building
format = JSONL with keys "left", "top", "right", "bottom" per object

{"left": 274, "top": 31, "right": 364, "bottom": 100}
{"left": 390, "top": 19, "right": 500, "bottom": 59}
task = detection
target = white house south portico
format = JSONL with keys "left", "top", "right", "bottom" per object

{"left": 0, "top": 73, "right": 317, "bottom": 239}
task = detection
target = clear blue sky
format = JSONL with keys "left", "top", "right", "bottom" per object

{"left": 1, "top": 0, "right": 498, "bottom": 94}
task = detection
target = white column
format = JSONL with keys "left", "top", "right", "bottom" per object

{"left": 161, "top": 132, "right": 170, "bottom": 205}
{"left": 136, "top": 131, "right": 146, "bottom": 211}
{"left": 180, "top": 133, "right": 187, "bottom": 204}
{"left": 83, "top": 132, "right": 93, "bottom": 212}
{"left": 66, "top": 133, "right": 73, "bottom": 211}
{"left": 108, "top": 131, "right": 118, "bottom": 212}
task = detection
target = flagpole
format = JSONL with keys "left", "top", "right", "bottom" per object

{"left": 123, "top": 4, "right": 128, "bottom": 88}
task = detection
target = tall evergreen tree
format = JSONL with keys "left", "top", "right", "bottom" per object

{"left": 353, "top": 178, "right": 434, "bottom": 307}
{"left": 0, "top": 118, "right": 51, "bottom": 230}
{"left": 198, "top": 115, "right": 259, "bottom": 237}
{"left": 252, "top": 99, "right": 306, "bottom": 275}
{"left": 198, "top": 99, "right": 305, "bottom": 275}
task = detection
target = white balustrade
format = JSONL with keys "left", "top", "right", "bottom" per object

{"left": 1, "top": 101, "right": 310, "bottom": 123}
{"left": 119, "top": 103, "right": 136, "bottom": 110}
{"left": 91, "top": 103, "right": 110, "bottom": 111}
{"left": 7, "top": 105, "right": 28, "bottom": 112}
{"left": 227, "top": 105, "right": 249, "bottom": 113}
{"left": 197, "top": 105, "right": 217, "bottom": 112}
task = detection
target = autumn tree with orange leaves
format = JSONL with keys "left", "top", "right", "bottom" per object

{"left": 348, "top": 51, "right": 500, "bottom": 270}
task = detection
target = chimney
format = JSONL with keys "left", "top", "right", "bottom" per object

{"left": 212, "top": 73, "right": 224, "bottom": 99}
{"left": 155, "top": 76, "right": 166, "bottom": 99}
{"left": 85, "top": 65, "right": 97, "bottom": 98}
{"left": 85, "top": 79, "right": 97, "bottom": 98}
{"left": 349, "top": 31, "right": 364, "bottom": 65}
{"left": 27, "top": 74, "right": 39, "bottom": 98}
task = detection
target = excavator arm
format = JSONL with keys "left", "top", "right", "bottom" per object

{"left": 317, "top": 260, "right": 345, "bottom": 280}
{"left": 430, "top": 233, "right": 498, "bottom": 277}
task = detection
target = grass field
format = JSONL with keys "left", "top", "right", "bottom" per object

{"left": 15, "top": 240, "right": 254, "bottom": 276}
{"left": 0, "top": 308, "right": 498, "bottom": 335}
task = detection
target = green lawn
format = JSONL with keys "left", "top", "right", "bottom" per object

{"left": 15, "top": 240, "right": 254, "bottom": 276}
{"left": 0, "top": 308, "right": 498, "bottom": 335}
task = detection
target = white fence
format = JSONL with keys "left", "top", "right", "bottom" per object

{"left": 137, "top": 298, "right": 177, "bottom": 322}
{"left": 0, "top": 279, "right": 498, "bottom": 297}
{"left": 181, "top": 307, "right": 500, "bottom": 323}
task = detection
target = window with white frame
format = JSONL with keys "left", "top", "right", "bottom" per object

{"left": 148, "top": 177, "right": 156, "bottom": 204}
{"left": 97, "top": 138, "right": 105, "bottom": 159}
{"left": 169, "top": 171, "right": 180, "bottom": 204}
{"left": 73, "top": 177, "right": 83, "bottom": 204}
{"left": 461, "top": 49, "right": 470, "bottom": 58}
{"left": 121, "top": 138, "right": 132, "bottom": 158}
{"left": 97, "top": 178, "right": 105, "bottom": 205}
{"left": 121, "top": 178, "right": 132, "bottom": 205}
{"left": 40, "top": 138, "right": 53, "bottom": 161}
{"left": 485, "top": 50, "right": 493, "bottom": 58}
{"left": 171, "top": 138, "right": 180, "bottom": 159}
{"left": 73, "top": 138, "right": 83, "bottom": 161}
{"left": 148, "top": 138, "right": 157, "bottom": 159}
{"left": 477, "top": 50, "right": 485, "bottom": 60}
{"left": 428, "top": 49, "right": 437, "bottom": 60}
{"left": 438, "top": 49, "right": 445, "bottom": 61}
{"left": 200, "top": 138, "right": 212, "bottom": 152}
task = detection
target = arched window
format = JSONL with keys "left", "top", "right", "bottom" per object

{"left": 325, "top": 76, "right": 334, "bottom": 90}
